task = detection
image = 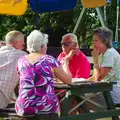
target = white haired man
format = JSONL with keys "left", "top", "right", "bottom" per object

{"left": 57, "top": 33, "right": 90, "bottom": 79}
{"left": 0, "top": 30, "right": 27, "bottom": 108}
{"left": 57, "top": 33, "right": 90, "bottom": 114}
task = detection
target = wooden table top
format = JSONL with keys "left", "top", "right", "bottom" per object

{"left": 54, "top": 81, "right": 114, "bottom": 89}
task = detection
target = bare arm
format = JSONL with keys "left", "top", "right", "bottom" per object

{"left": 88, "top": 49, "right": 100, "bottom": 81}
{"left": 88, "top": 75, "right": 95, "bottom": 81}
{"left": 89, "top": 49, "right": 112, "bottom": 81}
{"left": 62, "top": 58, "right": 72, "bottom": 77}
{"left": 96, "top": 67, "right": 111, "bottom": 81}
{"left": 54, "top": 65, "right": 72, "bottom": 84}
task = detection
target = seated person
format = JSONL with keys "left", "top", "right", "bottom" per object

{"left": 15, "top": 30, "right": 72, "bottom": 120}
{"left": 88, "top": 27, "right": 120, "bottom": 111}
{"left": 57, "top": 33, "right": 91, "bottom": 114}
{"left": 0, "top": 30, "right": 27, "bottom": 108}
{"left": 57, "top": 33, "right": 90, "bottom": 79}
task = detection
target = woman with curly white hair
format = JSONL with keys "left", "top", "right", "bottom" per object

{"left": 15, "top": 30, "right": 72, "bottom": 120}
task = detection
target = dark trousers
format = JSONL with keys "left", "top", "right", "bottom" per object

{"left": 24, "top": 113, "right": 58, "bottom": 120}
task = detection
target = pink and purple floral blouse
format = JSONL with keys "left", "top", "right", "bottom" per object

{"left": 15, "top": 55, "right": 60, "bottom": 116}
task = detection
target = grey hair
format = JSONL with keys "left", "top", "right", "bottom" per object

{"left": 93, "top": 27, "right": 113, "bottom": 48}
{"left": 5, "top": 30, "right": 24, "bottom": 44}
{"left": 27, "top": 30, "right": 48, "bottom": 53}
{"left": 62, "top": 33, "right": 78, "bottom": 43}
{"left": 62, "top": 33, "right": 79, "bottom": 47}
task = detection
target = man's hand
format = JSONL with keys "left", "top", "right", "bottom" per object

{"left": 66, "top": 48, "right": 79, "bottom": 61}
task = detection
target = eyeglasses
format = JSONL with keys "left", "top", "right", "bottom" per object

{"left": 61, "top": 42, "right": 76, "bottom": 47}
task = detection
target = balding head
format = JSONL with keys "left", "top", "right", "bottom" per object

{"left": 5, "top": 30, "right": 24, "bottom": 49}
{"left": 5, "top": 30, "right": 24, "bottom": 44}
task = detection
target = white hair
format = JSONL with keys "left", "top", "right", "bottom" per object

{"left": 27, "top": 30, "right": 48, "bottom": 53}
{"left": 62, "top": 33, "right": 78, "bottom": 43}
{"left": 62, "top": 33, "right": 79, "bottom": 48}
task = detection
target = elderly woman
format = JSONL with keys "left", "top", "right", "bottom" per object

{"left": 88, "top": 27, "right": 120, "bottom": 108}
{"left": 15, "top": 30, "right": 72, "bottom": 120}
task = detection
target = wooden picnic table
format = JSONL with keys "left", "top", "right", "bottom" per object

{"left": 54, "top": 81, "right": 120, "bottom": 120}
{"left": 0, "top": 81, "right": 120, "bottom": 120}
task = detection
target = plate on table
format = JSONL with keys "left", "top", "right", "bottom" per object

{"left": 72, "top": 78, "right": 89, "bottom": 83}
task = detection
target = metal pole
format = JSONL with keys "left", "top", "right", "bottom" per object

{"left": 96, "top": 8, "right": 106, "bottom": 27}
{"left": 73, "top": 8, "right": 86, "bottom": 34}
{"left": 104, "top": 5, "right": 107, "bottom": 26}
{"left": 35, "top": 0, "right": 39, "bottom": 29}
{"left": 115, "top": 0, "right": 119, "bottom": 41}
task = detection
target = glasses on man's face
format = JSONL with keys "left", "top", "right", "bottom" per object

{"left": 61, "top": 42, "right": 76, "bottom": 47}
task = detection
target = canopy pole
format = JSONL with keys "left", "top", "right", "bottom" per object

{"left": 96, "top": 8, "right": 106, "bottom": 27}
{"left": 35, "top": 0, "right": 39, "bottom": 29}
{"left": 73, "top": 8, "right": 86, "bottom": 34}
{"left": 73, "top": 7, "right": 106, "bottom": 34}
{"left": 104, "top": 5, "right": 107, "bottom": 26}
{"left": 115, "top": 0, "right": 119, "bottom": 41}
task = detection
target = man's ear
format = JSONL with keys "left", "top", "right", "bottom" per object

{"left": 71, "top": 42, "right": 77, "bottom": 49}
{"left": 73, "top": 42, "right": 77, "bottom": 47}
{"left": 13, "top": 40, "right": 17, "bottom": 44}
{"left": 12, "top": 40, "right": 17, "bottom": 46}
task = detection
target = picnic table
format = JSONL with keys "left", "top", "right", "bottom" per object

{"left": 0, "top": 81, "right": 120, "bottom": 120}
{"left": 54, "top": 81, "right": 120, "bottom": 120}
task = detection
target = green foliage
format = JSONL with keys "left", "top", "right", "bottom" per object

{"left": 0, "top": 1, "right": 119, "bottom": 48}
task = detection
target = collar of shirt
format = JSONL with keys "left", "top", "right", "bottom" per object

{"left": 0, "top": 46, "right": 16, "bottom": 51}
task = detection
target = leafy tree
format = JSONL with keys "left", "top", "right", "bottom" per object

{"left": 0, "top": 0, "right": 119, "bottom": 48}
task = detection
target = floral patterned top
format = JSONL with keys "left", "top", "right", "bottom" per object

{"left": 15, "top": 55, "right": 60, "bottom": 116}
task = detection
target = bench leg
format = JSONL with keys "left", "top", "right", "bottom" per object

{"left": 103, "top": 91, "right": 119, "bottom": 120}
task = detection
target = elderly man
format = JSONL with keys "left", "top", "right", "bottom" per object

{"left": 57, "top": 33, "right": 90, "bottom": 79}
{"left": 57, "top": 33, "right": 90, "bottom": 114}
{"left": 0, "top": 30, "right": 27, "bottom": 108}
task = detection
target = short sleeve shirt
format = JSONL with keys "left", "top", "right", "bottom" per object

{"left": 100, "top": 47, "right": 120, "bottom": 83}
{"left": 100, "top": 47, "right": 120, "bottom": 104}
{"left": 15, "top": 55, "right": 60, "bottom": 116}
{"left": 57, "top": 50, "right": 90, "bottom": 79}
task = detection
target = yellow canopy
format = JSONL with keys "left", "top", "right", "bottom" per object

{"left": 0, "top": 0, "right": 28, "bottom": 15}
{"left": 81, "top": 0, "right": 107, "bottom": 8}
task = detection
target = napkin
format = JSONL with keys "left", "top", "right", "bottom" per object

{"left": 72, "top": 78, "right": 88, "bottom": 83}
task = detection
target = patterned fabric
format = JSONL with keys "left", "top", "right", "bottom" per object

{"left": 0, "top": 46, "right": 27, "bottom": 108}
{"left": 57, "top": 50, "right": 90, "bottom": 78}
{"left": 15, "top": 55, "right": 60, "bottom": 116}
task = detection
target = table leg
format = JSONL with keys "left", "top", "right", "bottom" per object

{"left": 103, "top": 91, "right": 119, "bottom": 120}
{"left": 60, "top": 94, "right": 73, "bottom": 116}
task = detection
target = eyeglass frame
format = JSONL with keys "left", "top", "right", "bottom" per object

{"left": 61, "top": 42, "right": 76, "bottom": 47}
